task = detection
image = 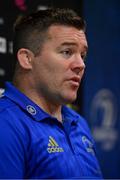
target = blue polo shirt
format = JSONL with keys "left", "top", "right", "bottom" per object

{"left": 0, "top": 82, "right": 103, "bottom": 179}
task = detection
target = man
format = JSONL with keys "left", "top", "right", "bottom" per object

{"left": 0, "top": 8, "right": 102, "bottom": 179}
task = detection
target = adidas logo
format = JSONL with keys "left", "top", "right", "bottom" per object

{"left": 47, "top": 136, "right": 64, "bottom": 153}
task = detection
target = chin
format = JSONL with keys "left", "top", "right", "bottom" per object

{"left": 63, "top": 95, "right": 77, "bottom": 104}
{"left": 60, "top": 91, "right": 77, "bottom": 104}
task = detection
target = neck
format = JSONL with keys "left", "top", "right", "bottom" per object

{"left": 30, "top": 94, "right": 63, "bottom": 122}
{"left": 13, "top": 78, "right": 63, "bottom": 122}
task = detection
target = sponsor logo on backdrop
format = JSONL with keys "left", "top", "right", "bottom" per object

{"left": 37, "top": 5, "right": 49, "bottom": 11}
{"left": 8, "top": 41, "right": 13, "bottom": 54}
{"left": 14, "top": 0, "right": 27, "bottom": 11}
{"left": 0, "top": 37, "right": 6, "bottom": 53}
{"left": 0, "top": 88, "right": 4, "bottom": 97}
{"left": 90, "top": 89, "right": 118, "bottom": 151}
{"left": 0, "top": 17, "right": 4, "bottom": 25}
{"left": 14, "top": 0, "right": 49, "bottom": 12}
{"left": 0, "top": 68, "right": 5, "bottom": 77}
{"left": 0, "top": 38, "right": 13, "bottom": 54}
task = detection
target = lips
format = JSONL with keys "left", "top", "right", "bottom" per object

{"left": 68, "top": 76, "right": 81, "bottom": 87}
{"left": 70, "top": 76, "right": 80, "bottom": 83}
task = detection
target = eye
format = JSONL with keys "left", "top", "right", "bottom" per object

{"left": 60, "top": 49, "right": 73, "bottom": 58}
{"left": 81, "top": 53, "right": 87, "bottom": 62}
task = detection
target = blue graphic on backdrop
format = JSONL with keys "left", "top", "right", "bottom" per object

{"left": 83, "top": 1, "right": 120, "bottom": 178}
{"left": 90, "top": 89, "right": 118, "bottom": 151}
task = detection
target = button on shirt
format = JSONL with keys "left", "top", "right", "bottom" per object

{"left": 0, "top": 82, "right": 103, "bottom": 179}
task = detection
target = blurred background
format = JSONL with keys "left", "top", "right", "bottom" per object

{"left": 0, "top": 0, "right": 120, "bottom": 178}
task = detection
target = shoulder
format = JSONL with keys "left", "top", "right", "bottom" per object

{"left": 0, "top": 96, "right": 29, "bottom": 141}
{"left": 0, "top": 96, "right": 30, "bottom": 158}
{"left": 0, "top": 96, "right": 20, "bottom": 121}
{"left": 0, "top": 95, "right": 14, "bottom": 111}
{"left": 0, "top": 96, "right": 17, "bottom": 122}
{"left": 0, "top": 97, "right": 25, "bottom": 178}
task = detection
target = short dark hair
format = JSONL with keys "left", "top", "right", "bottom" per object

{"left": 13, "top": 8, "right": 86, "bottom": 58}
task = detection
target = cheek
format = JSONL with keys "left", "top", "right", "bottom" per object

{"left": 43, "top": 59, "right": 66, "bottom": 78}
{"left": 37, "top": 62, "right": 62, "bottom": 86}
{"left": 34, "top": 53, "right": 68, "bottom": 83}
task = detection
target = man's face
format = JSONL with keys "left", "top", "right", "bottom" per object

{"left": 32, "top": 25, "right": 88, "bottom": 105}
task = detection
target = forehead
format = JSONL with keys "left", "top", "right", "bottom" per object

{"left": 47, "top": 25, "right": 88, "bottom": 48}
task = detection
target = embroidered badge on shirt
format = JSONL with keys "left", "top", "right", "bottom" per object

{"left": 26, "top": 105, "right": 37, "bottom": 115}
{"left": 82, "top": 136, "right": 95, "bottom": 155}
{"left": 47, "top": 136, "right": 64, "bottom": 153}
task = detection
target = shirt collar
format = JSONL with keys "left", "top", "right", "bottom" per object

{"left": 62, "top": 105, "right": 79, "bottom": 125}
{"left": 4, "top": 82, "right": 50, "bottom": 121}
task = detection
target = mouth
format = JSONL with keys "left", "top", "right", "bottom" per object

{"left": 68, "top": 76, "right": 81, "bottom": 87}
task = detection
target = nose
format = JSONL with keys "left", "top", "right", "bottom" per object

{"left": 70, "top": 55, "right": 85, "bottom": 75}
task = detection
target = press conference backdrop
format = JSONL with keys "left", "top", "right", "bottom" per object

{"left": 0, "top": 0, "right": 120, "bottom": 179}
{"left": 83, "top": 0, "right": 120, "bottom": 179}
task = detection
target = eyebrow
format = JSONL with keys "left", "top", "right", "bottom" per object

{"left": 60, "top": 42, "right": 88, "bottom": 51}
{"left": 61, "top": 42, "right": 78, "bottom": 46}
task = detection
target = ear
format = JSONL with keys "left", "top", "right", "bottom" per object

{"left": 17, "top": 48, "right": 34, "bottom": 70}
